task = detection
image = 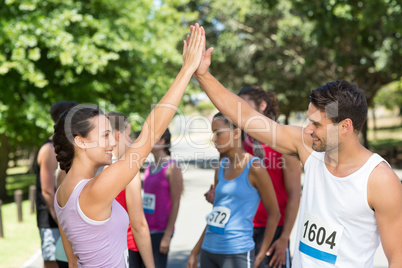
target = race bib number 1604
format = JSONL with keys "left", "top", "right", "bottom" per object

{"left": 299, "top": 212, "right": 344, "bottom": 265}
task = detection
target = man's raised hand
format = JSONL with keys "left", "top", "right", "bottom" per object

{"left": 182, "top": 23, "right": 205, "bottom": 74}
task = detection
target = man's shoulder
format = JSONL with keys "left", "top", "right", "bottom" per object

{"left": 37, "top": 139, "right": 56, "bottom": 165}
{"left": 370, "top": 160, "right": 398, "bottom": 182}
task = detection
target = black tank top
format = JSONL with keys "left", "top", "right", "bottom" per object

{"left": 36, "top": 139, "right": 58, "bottom": 228}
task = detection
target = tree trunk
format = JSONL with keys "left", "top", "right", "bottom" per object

{"left": 0, "top": 133, "right": 10, "bottom": 200}
{"left": 27, "top": 146, "right": 38, "bottom": 174}
{"left": 371, "top": 108, "right": 377, "bottom": 141}
{"left": 284, "top": 111, "right": 290, "bottom": 125}
{"left": 361, "top": 120, "right": 369, "bottom": 149}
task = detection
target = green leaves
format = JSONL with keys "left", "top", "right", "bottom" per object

{"left": 0, "top": 0, "right": 194, "bottom": 147}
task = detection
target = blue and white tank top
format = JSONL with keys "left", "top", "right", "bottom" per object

{"left": 202, "top": 157, "right": 261, "bottom": 254}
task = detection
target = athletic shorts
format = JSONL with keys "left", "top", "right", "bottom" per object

{"left": 200, "top": 249, "right": 255, "bottom": 268}
{"left": 39, "top": 227, "right": 60, "bottom": 261}
{"left": 253, "top": 226, "right": 290, "bottom": 268}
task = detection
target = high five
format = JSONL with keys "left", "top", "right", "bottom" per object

{"left": 53, "top": 24, "right": 205, "bottom": 267}
{"left": 191, "top": 24, "right": 402, "bottom": 267}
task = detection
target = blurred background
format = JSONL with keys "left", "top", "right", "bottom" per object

{"left": 0, "top": 0, "right": 401, "bottom": 267}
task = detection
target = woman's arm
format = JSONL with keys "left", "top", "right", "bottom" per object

{"left": 84, "top": 24, "right": 205, "bottom": 210}
{"left": 267, "top": 154, "right": 301, "bottom": 267}
{"left": 125, "top": 173, "right": 155, "bottom": 268}
{"left": 187, "top": 227, "right": 207, "bottom": 268}
{"left": 188, "top": 164, "right": 219, "bottom": 267}
{"left": 249, "top": 159, "right": 281, "bottom": 268}
{"left": 160, "top": 161, "right": 183, "bottom": 254}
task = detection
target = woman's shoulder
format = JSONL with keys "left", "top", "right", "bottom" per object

{"left": 243, "top": 153, "right": 261, "bottom": 165}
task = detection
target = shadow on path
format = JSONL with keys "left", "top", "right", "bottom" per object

{"left": 167, "top": 250, "right": 191, "bottom": 268}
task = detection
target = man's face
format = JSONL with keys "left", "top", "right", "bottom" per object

{"left": 304, "top": 103, "right": 340, "bottom": 152}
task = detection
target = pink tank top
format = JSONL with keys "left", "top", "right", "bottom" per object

{"left": 143, "top": 160, "right": 174, "bottom": 231}
{"left": 55, "top": 179, "right": 129, "bottom": 267}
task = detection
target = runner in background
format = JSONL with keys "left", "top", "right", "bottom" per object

{"left": 106, "top": 111, "right": 155, "bottom": 268}
{"left": 143, "top": 128, "right": 183, "bottom": 268}
{"left": 238, "top": 86, "right": 301, "bottom": 268}
{"left": 204, "top": 88, "right": 301, "bottom": 268}
{"left": 192, "top": 26, "right": 402, "bottom": 266}
{"left": 188, "top": 112, "right": 280, "bottom": 268}
{"left": 36, "top": 100, "right": 77, "bottom": 268}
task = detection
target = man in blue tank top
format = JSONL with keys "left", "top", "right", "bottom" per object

{"left": 192, "top": 32, "right": 402, "bottom": 268}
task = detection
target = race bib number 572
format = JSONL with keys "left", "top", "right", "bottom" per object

{"left": 206, "top": 206, "right": 231, "bottom": 234}
{"left": 299, "top": 212, "right": 344, "bottom": 264}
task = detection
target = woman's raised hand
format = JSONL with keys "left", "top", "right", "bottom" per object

{"left": 182, "top": 23, "right": 204, "bottom": 74}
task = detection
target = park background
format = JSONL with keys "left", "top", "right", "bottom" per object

{"left": 0, "top": 0, "right": 401, "bottom": 267}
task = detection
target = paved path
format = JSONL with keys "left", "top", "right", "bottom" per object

{"left": 22, "top": 129, "right": 400, "bottom": 267}
{"left": 23, "top": 164, "right": 395, "bottom": 267}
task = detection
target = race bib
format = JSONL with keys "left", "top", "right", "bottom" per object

{"left": 124, "top": 249, "right": 129, "bottom": 267}
{"left": 206, "top": 206, "right": 231, "bottom": 234}
{"left": 143, "top": 193, "right": 156, "bottom": 214}
{"left": 299, "top": 212, "right": 344, "bottom": 264}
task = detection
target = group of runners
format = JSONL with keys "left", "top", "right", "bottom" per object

{"left": 36, "top": 23, "right": 401, "bottom": 268}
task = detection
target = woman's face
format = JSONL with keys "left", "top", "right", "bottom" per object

{"left": 240, "top": 94, "right": 264, "bottom": 114}
{"left": 151, "top": 137, "right": 166, "bottom": 155}
{"left": 211, "top": 118, "right": 235, "bottom": 154}
{"left": 82, "top": 115, "right": 117, "bottom": 166}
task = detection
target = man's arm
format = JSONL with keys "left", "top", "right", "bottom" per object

{"left": 368, "top": 162, "right": 402, "bottom": 267}
{"left": 249, "top": 159, "right": 281, "bottom": 268}
{"left": 268, "top": 154, "right": 301, "bottom": 267}
{"left": 193, "top": 40, "right": 312, "bottom": 163}
{"left": 38, "top": 143, "right": 58, "bottom": 222}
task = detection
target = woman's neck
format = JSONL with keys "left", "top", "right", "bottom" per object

{"left": 153, "top": 150, "right": 170, "bottom": 168}
{"left": 68, "top": 158, "right": 99, "bottom": 181}
{"left": 112, "top": 147, "right": 121, "bottom": 160}
{"left": 225, "top": 147, "right": 246, "bottom": 166}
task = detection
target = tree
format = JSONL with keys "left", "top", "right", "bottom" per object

{"left": 180, "top": 0, "right": 329, "bottom": 123}
{"left": 0, "top": 0, "right": 195, "bottom": 199}
{"left": 183, "top": 0, "right": 401, "bottom": 138}
{"left": 374, "top": 79, "right": 402, "bottom": 114}
{"left": 293, "top": 0, "right": 402, "bottom": 146}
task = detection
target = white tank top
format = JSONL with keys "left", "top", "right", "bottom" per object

{"left": 292, "top": 151, "right": 387, "bottom": 267}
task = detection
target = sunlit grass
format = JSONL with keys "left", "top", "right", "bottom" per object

{"left": 0, "top": 200, "right": 41, "bottom": 268}
{"left": 5, "top": 173, "right": 35, "bottom": 202}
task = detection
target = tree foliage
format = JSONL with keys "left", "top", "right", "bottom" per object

{"left": 182, "top": 0, "right": 401, "bottom": 125}
{"left": 374, "top": 79, "right": 402, "bottom": 113}
{"left": 0, "top": 0, "right": 195, "bottom": 199}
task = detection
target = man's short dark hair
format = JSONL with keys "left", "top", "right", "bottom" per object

{"left": 50, "top": 101, "right": 78, "bottom": 123}
{"left": 309, "top": 80, "right": 367, "bottom": 131}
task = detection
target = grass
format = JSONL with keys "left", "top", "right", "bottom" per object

{"left": 367, "top": 125, "right": 402, "bottom": 165}
{"left": 0, "top": 200, "right": 41, "bottom": 268}
{"left": 369, "top": 138, "right": 402, "bottom": 151}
